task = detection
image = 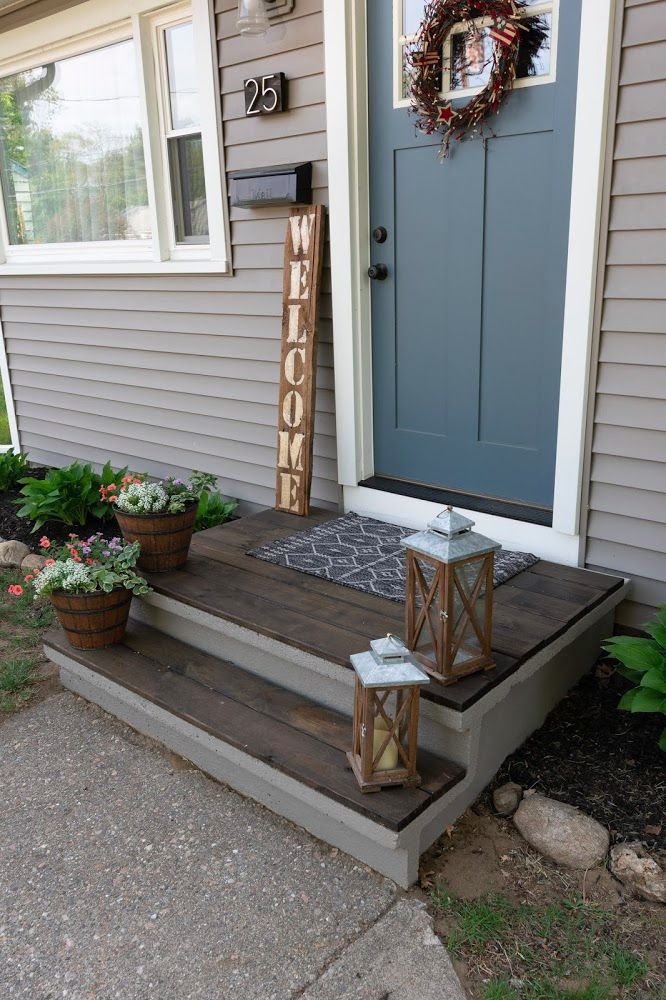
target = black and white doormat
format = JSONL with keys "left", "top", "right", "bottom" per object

{"left": 248, "top": 512, "right": 539, "bottom": 603}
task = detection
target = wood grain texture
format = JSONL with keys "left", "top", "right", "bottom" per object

{"left": 44, "top": 620, "right": 464, "bottom": 831}
{"left": 149, "top": 509, "right": 625, "bottom": 712}
{"left": 275, "top": 206, "right": 326, "bottom": 516}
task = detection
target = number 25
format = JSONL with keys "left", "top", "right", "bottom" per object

{"left": 247, "top": 75, "right": 279, "bottom": 115}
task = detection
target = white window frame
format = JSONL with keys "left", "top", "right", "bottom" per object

{"left": 0, "top": 0, "right": 231, "bottom": 275}
{"left": 393, "top": 0, "right": 559, "bottom": 109}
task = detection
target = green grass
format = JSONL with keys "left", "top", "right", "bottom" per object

{"left": 0, "top": 379, "right": 10, "bottom": 446}
{"left": 0, "top": 569, "right": 55, "bottom": 714}
{"left": 0, "top": 655, "right": 38, "bottom": 711}
{"left": 430, "top": 887, "right": 661, "bottom": 999}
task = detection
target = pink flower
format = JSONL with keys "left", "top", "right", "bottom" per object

{"left": 7, "top": 585, "right": 23, "bottom": 596}
{"left": 39, "top": 536, "right": 51, "bottom": 549}
{"left": 44, "top": 559, "right": 56, "bottom": 566}
{"left": 24, "top": 574, "right": 34, "bottom": 583}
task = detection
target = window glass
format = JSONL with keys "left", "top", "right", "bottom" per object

{"left": 449, "top": 15, "right": 552, "bottom": 92}
{"left": 169, "top": 133, "right": 208, "bottom": 241}
{"left": 403, "top": 0, "right": 425, "bottom": 36}
{"left": 165, "top": 22, "right": 200, "bottom": 131}
{"left": 0, "top": 40, "right": 149, "bottom": 245}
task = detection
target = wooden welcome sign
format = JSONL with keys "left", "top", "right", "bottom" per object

{"left": 275, "top": 204, "right": 326, "bottom": 515}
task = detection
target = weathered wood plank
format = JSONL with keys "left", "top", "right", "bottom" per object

{"left": 45, "top": 623, "right": 464, "bottom": 830}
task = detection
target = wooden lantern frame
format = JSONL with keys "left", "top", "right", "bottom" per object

{"left": 405, "top": 547, "right": 496, "bottom": 686}
{"left": 347, "top": 635, "right": 429, "bottom": 793}
{"left": 348, "top": 678, "right": 422, "bottom": 793}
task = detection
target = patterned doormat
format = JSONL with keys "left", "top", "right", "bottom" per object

{"left": 248, "top": 512, "right": 539, "bottom": 603}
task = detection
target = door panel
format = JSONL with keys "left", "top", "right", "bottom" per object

{"left": 368, "top": 1, "right": 581, "bottom": 510}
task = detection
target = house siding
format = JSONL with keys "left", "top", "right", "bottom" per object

{"left": 583, "top": 0, "right": 666, "bottom": 627}
{"left": 0, "top": 0, "right": 338, "bottom": 513}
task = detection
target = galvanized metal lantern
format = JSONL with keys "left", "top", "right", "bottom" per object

{"left": 401, "top": 507, "right": 500, "bottom": 685}
{"left": 347, "top": 634, "right": 430, "bottom": 793}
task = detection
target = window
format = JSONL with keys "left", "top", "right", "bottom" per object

{"left": 394, "top": 0, "right": 558, "bottom": 108}
{"left": 0, "top": 0, "right": 230, "bottom": 274}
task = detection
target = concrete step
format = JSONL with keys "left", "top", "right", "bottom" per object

{"left": 44, "top": 621, "right": 465, "bottom": 888}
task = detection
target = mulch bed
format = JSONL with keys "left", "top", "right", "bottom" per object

{"left": 0, "top": 467, "right": 109, "bottom": 550}
{"left": 493, "top": 661, "right": 665, "bottom": 852}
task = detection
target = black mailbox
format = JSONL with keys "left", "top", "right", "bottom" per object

{"left": 228, "top": 162, "right": 312, "bottom": 208}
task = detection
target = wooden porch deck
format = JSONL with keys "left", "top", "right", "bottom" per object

{"left": 149, "top": 508, "right": 625, "bottom": 712}
{"left": 44, "top": 508, "right": 626, "bottom": 886}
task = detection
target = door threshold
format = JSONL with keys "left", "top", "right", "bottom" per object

{"left": 358, "top": 476, "right": 553, "bottom": 528}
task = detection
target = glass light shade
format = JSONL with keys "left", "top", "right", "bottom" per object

{"left": 237, "top": 0, "right": 270, "bottom": 35}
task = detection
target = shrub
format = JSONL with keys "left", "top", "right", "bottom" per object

{"left": 603, "top": 605, "right": 666, "bottom": 752}
{"left": 15, "top": 461, "right": 129, "bottom": 531}
{"left": 0, "top": 449, "right": 29, "bottom": 491}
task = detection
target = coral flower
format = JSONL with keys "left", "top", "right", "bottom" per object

{"left": 7, "top": 585, "right": 23, "bottom": 596}
{"left": 39, "top": 536, "right": 51, "bottom": 549}
{"left": 44, "top": 559, "right": 56, "bottom": 566}
{"left": 24, "top": 574, "right": 34, "bottom": 583}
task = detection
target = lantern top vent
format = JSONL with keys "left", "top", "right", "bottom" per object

{"left": 428, "top": 505, "right": 474, "bottom": 538}
{"left": 350, "top": 635, "right": 430, "bottom": 689}
{"left": 400, "top": 506, "right": 500, "bottom": 564}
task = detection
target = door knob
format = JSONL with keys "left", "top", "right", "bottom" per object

{"left": 368, "top": 263, "right": 388, "bottom": 280}
{"left": 372, "top": 226, "right": 388, "bottom": 244}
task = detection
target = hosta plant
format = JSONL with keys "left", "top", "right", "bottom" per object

{"left": 0, "top": 448, "right": 29, "bottom": 491}
{"left": 8, "top": 533, "right": 151, "bottom": 598}
{"left": 16, "top": 461, "right": 129, "bottom": 530}
{"left": 603, "top": 605, "right": 666, "bottom": 752}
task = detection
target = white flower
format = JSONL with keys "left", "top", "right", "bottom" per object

{"left": 33, "top": 559, "right": 95, "bottom": 596}
{"left": 115, "top": 482, "right": 169, "bottom": 514}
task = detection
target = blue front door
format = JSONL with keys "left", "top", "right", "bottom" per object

{"left": 367, "top": 1, "right": 581, "bottom": 514}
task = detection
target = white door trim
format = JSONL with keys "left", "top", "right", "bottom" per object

{"left": 0, "top": 313, "right": 20, "bottom": 453}
{"left": 323, "top": 0, "right": 615, "bottom": 564}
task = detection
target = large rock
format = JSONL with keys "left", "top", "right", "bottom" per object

{"left": 493, "top": 781, "right": 523, "bottom": 817}
{"left": 513, "top": 793, "right": 609, "bottom": 869}
{"left": 0, "top": 539, "right": 30, "bottom": 568}
{"left": 610, "top": 843, "right": 666, "bottom": 904}
{"left": 21, "top": 553, "right": 47, "bottom": 573}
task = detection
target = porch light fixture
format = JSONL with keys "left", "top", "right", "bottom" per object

{"left": 401, "top": 507, "right": 500, "bottom": 686}
{"left": 237, "top": 0, "right": 270, "bottom": 35}
{"left": 348, "top": 634, "right": 429, "bottom": 793}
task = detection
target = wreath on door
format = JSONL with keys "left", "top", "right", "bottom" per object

{"left": 408, "top": 0, "right": 549, "bottom": 156}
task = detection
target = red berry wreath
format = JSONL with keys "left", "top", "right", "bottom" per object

{"left": 408, "top": 0, "right": 548, "bottom": 156}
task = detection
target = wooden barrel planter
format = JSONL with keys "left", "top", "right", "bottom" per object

{"left": 114, "top": 503, "right": 198, "bottom": 572}
{"left": 50, "top": 589, "right": 132, "bottom": 650}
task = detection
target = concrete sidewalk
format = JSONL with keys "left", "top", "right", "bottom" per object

{"left": 0, "top": 692, "right": 465, "bottom": 999}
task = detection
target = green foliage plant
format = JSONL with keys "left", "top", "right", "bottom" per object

{"left": 15, "top": 461, "right": 128, "bottom": 531}
{"left": 0, "top": 448, "right": 29, "bottom": 491}
{"left": 603, "top": 605, "right": 666, "bottom": 752}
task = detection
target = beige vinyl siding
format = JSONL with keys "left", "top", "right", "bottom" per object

{"left": 583, "top": 0, "right": 666, "bottom": 628}
{"left": 0, "top": 0, "right": 338, "bottom": 513}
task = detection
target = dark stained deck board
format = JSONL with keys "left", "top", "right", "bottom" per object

{"left": 146, "top": 509, "right": 624, "bottom": 713}
{"left": 45, "top": 622, "right": 464, "bottom": 832}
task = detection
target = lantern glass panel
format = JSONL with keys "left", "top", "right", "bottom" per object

{"left": 451, "top": 555, "right": 487, "bottom": 666}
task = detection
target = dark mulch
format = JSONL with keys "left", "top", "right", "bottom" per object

{"left": 0, "top": 467, "right": 110, "bottom": 550}
{"left": 494, "top": 661, "right": 665, "bottom": 852}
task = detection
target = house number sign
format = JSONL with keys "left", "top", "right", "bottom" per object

{"left": 275, "top": 205, "right": 326, "bottom": 516}
{"left": 244, "top": 72, "right": 287, "bottom": 116}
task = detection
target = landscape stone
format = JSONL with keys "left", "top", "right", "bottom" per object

{"left": 0, "top": 539, "right": 30, "bottom": 568}
{"left": 21, "top": 553, "right": 47, "bottom": 572}
{"left": 493, "top": 781, "right": 523, "bottom": 816}
{"left": 610, "top": 842, "right": 666, "bottom": 904}
{"left": 513, "top": 793, "right": 609, "bottom": 869}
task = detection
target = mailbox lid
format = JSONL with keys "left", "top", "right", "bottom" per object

{"left": 228, "top": 162, "right": 312, "bottom": 208}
